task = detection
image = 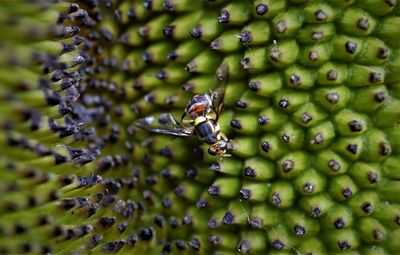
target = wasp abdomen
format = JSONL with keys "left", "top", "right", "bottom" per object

{"left": 194, "top": 120, "right": 219, "bottom": 145}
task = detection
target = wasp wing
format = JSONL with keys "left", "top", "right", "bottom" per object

{"left": 134, "top": 113, "right": 194, "bottom": 137}
{"left": 212, "top": 63, "right": 229, "bottom": 120}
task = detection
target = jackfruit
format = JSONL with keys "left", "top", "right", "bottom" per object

{"left": 0, "top": 0, "right": 399, "bottom": 254}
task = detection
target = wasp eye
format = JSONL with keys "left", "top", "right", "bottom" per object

{"left": 219, "top": 141, "right": 228, "bottom": 150}
{"left": 208, "top": 148, "right": 218, "bottom": 156}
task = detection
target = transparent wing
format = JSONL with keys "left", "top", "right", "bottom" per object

{"left": 134, "top": 113, "right": 194, "bottom": 137}
{"left": 212, "top": 63, "right": 229, "bottom": 119}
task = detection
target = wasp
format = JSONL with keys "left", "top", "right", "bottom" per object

{"left": 134, "top": 64, "right": 234, "bottom": 157}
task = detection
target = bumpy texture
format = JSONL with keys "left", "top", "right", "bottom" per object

{"left": 0, "top": 0, "right": 400, "bottom": 254}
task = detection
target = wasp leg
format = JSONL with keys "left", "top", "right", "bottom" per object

{"left": 180, "top": 112, "right": 187, "bottom": 123}
{"left": 208, "top": 140, "right": 231, "bottom": 157}
{"left": 205, "top": 111, "right": 218, "bottom": 122}
{"left": 218, "top": 132, "right": 229, "bottom": 142}
{"left": 181, "top": 118, "right": 194, "bottom": 129}
{"left": 182, "top": 119, "right": 194, "bottom": 124}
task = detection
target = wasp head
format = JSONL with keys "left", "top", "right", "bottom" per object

{"left": 185, "top": 94, "right": 213, "bottom": 118}
{"left": 208, "top": 139, "right": 234, "bottom": 157}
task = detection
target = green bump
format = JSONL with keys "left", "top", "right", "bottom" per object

{"left": 357, "top": 217, "right": 387, "bottom": 244}
{"left": 163, "top": 0, "right": 202, "bottom": 12}
{"left": 361, "top": 246, "right": 390, "bottom": 255}
{"left": 1, "top": 0, "right": 400, "bottom": 254}
{"left": 239, "top": 181, "right": 269, "bottom": 202}
{"left": 303, "top": 1, "right": 338, "bottom": 23}
{"left": 219, "top": 54, "right": 245, "bottom": 79}
{"left": 331, "top": 35, "right": 364, "bottom": 61}
{"left": 346, "top": 64, "right": 385, "bottom": 87}
{"left": 333, "top": 136, "right": 364, "bottom": 160}
{"left": 329, "top": 174, "right": 358, "bottom": 201}
{"left": 243, "top": 157, "right": 275, "bottom": 180}
{"left": 271, "top": 8, "right": 304, "bottom": 38}
{"left": 373, "top": 202, "right": 400, "bottom": 229}
{"left": 383, "top": 156, "right": 400, "bottom": 179}
{"left": 283, "top": 210, "right": 320, "bottom": 237}
{"left": 374, "top": 16, "right": 400, "bottom": 48}
{"left": 321, "top": 204, "right": 354, "bottom": 229}
{"left": 284, "top": 65, "right": 316, "bottom": 89}
{"left": 277, "top": 151, "right": 309, "bottom": 178}
{"left": 349, "top": 161, "right": 382, "bottom": 188}
{"left": 278, "top": 122, "right": 305, "bottom": 149}
{"left": 299, "top": 43, "right": 331, "bottom": 67}
{"left": 140, "top": 14, "right": 172, "bottom": 41}
{"left": 168, "top": 40, "right": 204, "bottom": 63}
{"left": 266, "top": 224, "right": 295, "bottom": 251}
{"left": 164, "top": 11, "right": 203, "bottom": 40}
{"left": 209, "top": 157, "right": 243, "bottom": 176}
{"left": 210, "top": 29, "right": 242, "bottom": 53}
{"left": 235, "top": 91, "right": 267, "bottom": 111}
{"left": 250, "top": 203, "right": 281, "bottom": 227}
{"left": 209, "top": 177, "right": 240, "bottom": 198}
{"left": 316, "top": 62, "right": 349, "bottom": 86}
{"left": 218, "top": 1, "right": 250, "bottom": 25}
{"left": 273, "top": 89, "right": 310, "bottom": 112}
{"left": 143, "top": 41, "right": 174, "bottom": 64}
{"left": 372, "top": 97, "right": 400, "bottom": 127}
{"left": 190, "top": 11, "right": 223, "bottom": 42}
{"left": 296, "top": 238, "right": 326, "bottom": 254}
{"left": 333, "top": 109, "right": 369, "bottom": 136}
{"left": 361, "top": 129, "right": 392, "bottom": 162}
{"left": 174, "top": 181, "right": 203, "bottom": 201}
{"left": 269, "top": 181, "right": 295, "bottom": 208}
{"left": 186, "top": 49, "right": 222, "bottom": 73}
{"left": 339, "top": 7, "right": 377, "bottom": 36}
{"left": 258, "top": 107, "right": 289, "bottom": 132}
{"left": 183, "top": 75, "right": 218, "bottom": 94}
{"left": 260, "top": 133, "right": 289, "bottom": 160}
{"left": 252, "top": 0, "right": 286, "bottom": 19}
{"left": 350, "top": 85, "right": 389, "bottom": 112}
{"left": 306, "top": 121, "right": 335, "bottom": 150}
{"left": 267, "top": 40, "right": 299, "bottom": 68}
{"left": 348, "top": 191, "right": 380, "bottom": 216}
{"left": 248, "top": 72, "right": 283, "bottom": 97}
{"left": 241, "top": 47, "right": 270, "bottom": 72}
{"left": 323, "top": 228, "right": 359, "bottom": 251}
{"left": 293, "top": 168, "right": 327, "bottom": 195}
{"left": 356, "top": 37, "right": 391, "bottom": 65}
{"left": 232, "top": 137, "right": 259, "bottom": 158}
{"left": 296, "top": 23, "right": 336, "bottom": 43}
{"left": 299, "top": 193, "right": 334, "bottom": 218}
{"left": 240, "top": 21, "right": 270, "bottom": 46}
{"left": 292, "top": 103, "right": 327, "bottom": 127}
{"left": 230, "top": 113, "right": 261, "bottom": 135}
{"left": 377, "top": 180, "right": 400, "bottom": 203}
{"left": 239, "top": 230, "right": 267, "bottom": 253}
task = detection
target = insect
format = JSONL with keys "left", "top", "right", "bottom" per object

{"left": 134, "top": 64, "right": 234, "bottom": 157}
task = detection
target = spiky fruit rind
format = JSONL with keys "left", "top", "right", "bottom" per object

{"left": 0, "top": 0, "right": 399, "bottom": 254}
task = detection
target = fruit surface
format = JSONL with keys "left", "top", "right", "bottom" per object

{"left": 0, "top": 0, "right": 399, "bottom": 254}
